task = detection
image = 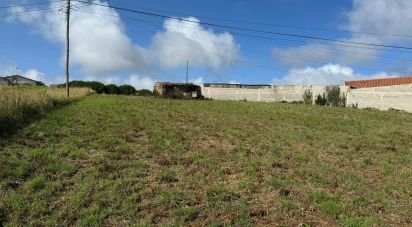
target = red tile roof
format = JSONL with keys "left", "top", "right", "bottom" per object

{"left": 345, "top": 76, "right": 412, "bottom": 89}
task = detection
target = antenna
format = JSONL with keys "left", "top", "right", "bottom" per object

{"left": 186, "top": 60, "right": 189, "bottom": 83}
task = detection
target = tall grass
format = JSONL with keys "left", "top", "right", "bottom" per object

{"left": 0, "top": 86, "right": 91, "bottom": 134}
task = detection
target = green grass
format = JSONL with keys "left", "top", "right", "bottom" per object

{"left": 1, "top": 95, "right": 412, "bottom": 226}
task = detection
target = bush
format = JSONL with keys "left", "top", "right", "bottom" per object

{"left": 136, "top": 89, "right": 153, "bottom": 96}
{"left": 327, "top": 87, "right": 346, "bottom": 107}
{"left": 315, "top": 94, "right": 327, "bottom": 106}
{"left": 118, "top": 85, "right": 137, "bottom": 95}
{"left": 302, "top": 89, "right": 313, "bottom": 105}
{"left": 88, "top": 81, "right": 105, "bottom": 94}
{"left": 104, "top": 84, "right": 119, "bottom": 95}
{"left": 314, "top": 87, "right": 346, "bottom": 107}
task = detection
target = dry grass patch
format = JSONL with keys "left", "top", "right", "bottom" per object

{"left": 0, "top": 86, "right": 90, "bottom": 135}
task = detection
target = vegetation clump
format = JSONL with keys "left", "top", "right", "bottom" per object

{"left": 314, "top": 86, "right": 346, "bottom": 107}
{"left": 302, "top": 89, "right": 313, "bottom": 105}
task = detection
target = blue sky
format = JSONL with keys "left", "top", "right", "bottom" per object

{"left": 1, "top": 0, "right": 412, "bottom": 89}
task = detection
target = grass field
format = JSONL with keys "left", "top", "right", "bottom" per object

{"left": 0, "top": 95, "right": 411, "bottom": 226}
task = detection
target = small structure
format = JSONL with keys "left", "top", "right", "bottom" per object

{"left": 0, "top": 75, "right": 42, "bottom": 86}
{"left": 154, "top": 82, "right": 202, "bottom": 99}
{"left": 345, "top": 76, "right": 412, "bottom": 89}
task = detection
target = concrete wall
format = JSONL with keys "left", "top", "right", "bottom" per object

{"left": 201, "top": 84, "right": 412, "bottom": 112}
{"left": 346, "top": 84, "right": 412, "bottom": 112}
{"left": 202, "top": 85, "right": 345, "bottom": 103}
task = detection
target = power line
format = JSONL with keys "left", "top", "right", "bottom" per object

{"left": 73, "top": 9, "right": 412, "bottom": 76}
{"left": 74, "top": 1, "right": 412, "bottom": 55}
{"left": 75, "top": 0, "right": 412, "bottom": 51}
{"left": 0, "top": 8, "right": 60, "bottom": 16}
{"left": 131, "top": 17, "right": 412, "bottom": 76}
{"left": 74, "top": 9, "right": 412, "bottom": 64}
{"left": 0, "top": 1, "right": 62, "bottom": 9}
{"left": 98, "top": 0, "right": 412, "bottom": 39}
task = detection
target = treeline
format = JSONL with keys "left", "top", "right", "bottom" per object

{"left": 56, "top": 81, "right": 154, "bottom": 96}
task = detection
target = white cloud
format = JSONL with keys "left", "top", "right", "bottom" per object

{"left": 229, "top": 80, "right": 240, "bottom": 84}
{"left": 150, "top": 17, "right": 240, "bottom": 70}
{"left": 273, "top": 0, "right": 412, "bottom": 67}
{"left": 0, "top": 63, "right": 19, "bottom": 76}
{"left": 189, "top": 77, "right": 203, "bottom": 85}
{"left": 0, "top": 63, "right": 64, "bottom": 85}
{"left": 23, "top": 69, "right": 65, "bottom": 85}
{"left": 24, "top": 69, "right": 46, "bottom": 81}
{"left": 126, "top": 75, "right": 156, "bottom": 90}
{"left": 274, "top": 64, "right": 390, "bottom": 85}
{"left": 273, "top": 44, "right": 334, "bottom": 68}
{"left": 9, "top": 0, "right": 149, "bottom": 77}
{"left": 343, "top": 0, "right": 412, "bottom": 44}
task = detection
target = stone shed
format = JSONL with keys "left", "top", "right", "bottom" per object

{"left": 154, "top": 82, "right": 202, "bottom": 99}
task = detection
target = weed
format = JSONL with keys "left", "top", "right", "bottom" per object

{"left": 156, "top": 170, "right": 178, "bottom": 183}
{"left": 206, "top": 185, "right": 240, "bottom": 202}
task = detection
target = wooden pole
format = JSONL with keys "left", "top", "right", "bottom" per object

{"left": 65, "top": 0, "right": 70, "bottom": 97}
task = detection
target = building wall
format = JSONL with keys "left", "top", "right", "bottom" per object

{"left": 346, "top": 84, "right": 412, "bottom": 112}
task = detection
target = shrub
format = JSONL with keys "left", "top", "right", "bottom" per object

{"left": 118, "top": 85, "right": 137, "bottom": 95}
{"left": 136, "top": 89, "right": 153, "bottom": 96}
{"left": 314, "top": 87, "right": 346, "bottom": 107}
{"left": 104, "top": 84, "right": 119, "bottom": 94}
{"left": 302, "top": 89, "right": 313, "bottom": 105}
{"left": 315, "top": 94, "right": 327, "bottom": 106}
{"left": 88, "top": 81, "right": 105, "bottom": 94}
{"left": 327, "top": 86, "right": 346, "bottom": 107}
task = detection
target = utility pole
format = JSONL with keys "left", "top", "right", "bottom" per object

{"left": 65, "top": 0, "right": 71, "bottom": 97}
{"left": 186, "top": 60, "right": 189, "bottom": 84}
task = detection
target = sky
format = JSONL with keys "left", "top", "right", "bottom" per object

{"left": 1, "top": 0, "right": 412, "bottom": 89}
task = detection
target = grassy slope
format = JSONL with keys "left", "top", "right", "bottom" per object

{"left": 0, "top": 95, "right": 411, "bottom": 226}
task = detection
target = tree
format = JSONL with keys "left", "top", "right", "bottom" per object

{"left": 326, "top": 86, "right": 346, "bottom": 107}
{"left": 104, "top": 84, "right": 119, "bottom": 94}
{"left": 88, "top": 81, "right": 105, "bottom": 94}
{"left": 118, "top": 85, "right": 137, "bottom": 95}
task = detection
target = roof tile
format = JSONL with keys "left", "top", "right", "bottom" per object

{"left": 345, "top": 76, "right": 412, "bottom": 88}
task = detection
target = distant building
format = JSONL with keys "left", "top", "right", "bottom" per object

{"left": 154, "top": 82, "right": 202, "bottom": 99}
{"left": 0, "top": 75, "right": 42, "bottom": 86}
{"left": 0, "top": 77, "right": 9, "bottom": 86}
